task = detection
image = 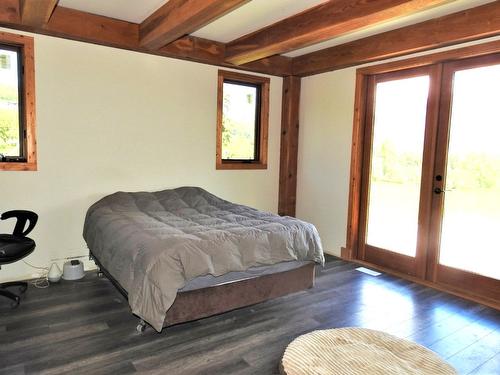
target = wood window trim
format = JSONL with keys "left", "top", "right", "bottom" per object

{"left": 0, "top": 31, "right": 36, "bottom": 171}
{"left": 216, "top": 70, "right": 269, "bottom": 170}
{"left": 344, "top": 39, "right": 500, "bottom": 261}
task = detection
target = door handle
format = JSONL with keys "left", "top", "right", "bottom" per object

{"left": 434, "top": 187, "right": 454, "bottom": 194}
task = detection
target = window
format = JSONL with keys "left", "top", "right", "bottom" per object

{"left": 216, "top": 70, "right": 269, "bottom": 169}
{"left": 0, "top": 32, "right": 36, "bottom": 171}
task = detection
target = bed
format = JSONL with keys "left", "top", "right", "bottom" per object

{"left": 83, "top": 187, "right": 324, "bottom": 332}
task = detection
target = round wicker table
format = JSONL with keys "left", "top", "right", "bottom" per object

{"left": 280, "top": 328, "right": 457, "bottom": 375}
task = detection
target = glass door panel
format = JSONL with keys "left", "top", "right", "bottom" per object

{"left": 439, "top": 63, "right": 500, "bottom": 280}
{"left": 366, "top": 75, "right": 429, "bottom": 256}
{"left": 358, "top": 51, "right": 500, "bottom": 301}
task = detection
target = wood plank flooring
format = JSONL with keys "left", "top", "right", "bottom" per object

{"left": 0, "top": 255, "right": 499, "bottom": 374}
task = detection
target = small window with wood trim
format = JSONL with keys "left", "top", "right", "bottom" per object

{"left": 216, "top": 70, "right": 269, "bottom": 170}
{"left": 0, "top": 32, "right": 36, "bottom": 171}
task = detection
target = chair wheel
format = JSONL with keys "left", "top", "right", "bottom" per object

{"left": 136, "top": 320, "right": 147, "bottom": 333}
{"left": 10, "top": 297, "right": 20, "bottom": 308}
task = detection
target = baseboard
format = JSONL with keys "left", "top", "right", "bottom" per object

{"left": 0, "top": 258, "right": 97, "bottom": 283}
{"left": 341, "top": 246, "right": 355, "bottom": 260}
{"left": 323, "top": 249, "right": 340, "bottom": 257}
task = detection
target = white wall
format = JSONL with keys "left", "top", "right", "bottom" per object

{"left": 297, "top": 69, "right": 355, "bottom": 256}
{"left": 0, "top": 29, "right": 283, "bottom": 282}
{"left": 296, "top": 36, "right": 500, "bottom": 256}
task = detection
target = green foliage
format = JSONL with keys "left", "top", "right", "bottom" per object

{"left": 447, "top": 153, "right": 500, "bottom": 189}
{"left": 372, "top": 140, "right": 500, "bottom": 190}
{"left": 221, "top": 92, "right": 255, "bottom": 160}
{"left": 372, "top": 140, "right": 422, "bottom": 184}
{"left": 0, "top": 84, "right": 18, "bottom": 102}
{"left": 0, "top": 83, "right": 21, "bottom": 155}
{"left": 0, "top": 107, "right": 19, "bottom": 155}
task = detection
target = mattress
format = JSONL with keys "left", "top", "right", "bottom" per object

{"left": 179, "top": 260, "right": 313, "bottom": 292}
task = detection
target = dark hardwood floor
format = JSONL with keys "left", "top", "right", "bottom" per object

{"left": 0, "top": 255, "right": 499, "bottom": 374}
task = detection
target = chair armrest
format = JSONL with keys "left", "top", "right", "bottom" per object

{"left": 1, "top": 210, "right": 38, "bottom": 237}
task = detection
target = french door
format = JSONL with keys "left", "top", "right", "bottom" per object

{"left": 358, "top": 53, "right": 500, "bottom": 301}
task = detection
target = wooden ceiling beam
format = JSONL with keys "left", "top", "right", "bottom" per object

{"left": 0, "top": 2, "right": 290, "bottom": 77}
{"left": 292, "top": 1, "right": 500, "bottom": 76}
{"left": 45, "top": 6, "right": 139, "bottom": 49}
{"left": 20, "top": 0, "right": 58, "bottom": 28}
{"left": 159, "top": 36, "right": 292, "bottom": 76}
{"left": 225, "top": 0, "right": 451, "bottom": 65}
{"left": 140, "top": 0, "right": 250, "bottom": 50}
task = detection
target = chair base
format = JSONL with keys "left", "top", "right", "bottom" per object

{"left": 0, "top": 281, "right": 28, "bottom": 308}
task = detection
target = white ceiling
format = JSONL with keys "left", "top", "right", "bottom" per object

{"left": 58, "top": 0, "right": 167, "bottom": 23}
{"left": 192, "top": 0, "right": 328, "bottom": 43}
{"left": 58, "top": 0, "right": 328, "bottom": 33}
{"left": 58, "top": 0, "right": 496, "bottom": 58}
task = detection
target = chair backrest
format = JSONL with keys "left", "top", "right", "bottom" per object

{"left": 1, "top": 210, "right": 38, "bottom": 237}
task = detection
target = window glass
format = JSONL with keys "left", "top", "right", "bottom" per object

{"left": 0, "top": 45, "right": 21, "bottom": 158}
{"left": 222, "top": 81, "right": 259, "bottom": 161}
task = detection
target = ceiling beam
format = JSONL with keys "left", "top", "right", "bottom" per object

{"left": 140, "top": 0, "right": 250, "bottom": 50}
{"left": 225, "top": 0, "right": 452, "bottom": 65}
{"left": 45, "top": 6, "right": 139, "bottom": 49}
{"left": 292, "top": 1, "right": 500, "bottom": 76}
{"left": 159, "top": 36, "right": 292, "bottom": 76}
{"left": 0, "top": 2, "right": 290, "bottom": 77}
{"left": 20, "top": 0, "right": 58, "bottom": 27}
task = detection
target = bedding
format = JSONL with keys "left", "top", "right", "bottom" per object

{"left": 83, "top": 186, "right": 324, "bottom": 331}
{"left": 179, "top": 259, "right": 313, "bottom": 292}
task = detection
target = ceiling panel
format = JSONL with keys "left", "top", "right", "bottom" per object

{"left": 284, "top": 0, "right": 497, "bottom": 57}
{"left": 58, "top": 0, "right": 168, "bottom": 23}
{"left": 192, "top": 0, "right": 328, "bottom": 43}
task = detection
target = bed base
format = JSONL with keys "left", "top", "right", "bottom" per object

{"left": 90, "top": 251, "right": 316, "bottom": 332}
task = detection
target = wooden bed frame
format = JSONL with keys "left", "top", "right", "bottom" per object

{"left": 89, "top": 251, "right": 316, "bottom": 332}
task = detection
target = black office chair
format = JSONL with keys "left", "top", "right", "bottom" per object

{"left": 0, "top": 210, "right": 38, "bottom": 308}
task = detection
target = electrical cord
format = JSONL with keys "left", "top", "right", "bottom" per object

{"left": 22, "top": 260, "right": 50, "bottom": 288}
{"left": 50, "top": 255, "right": 87, "bottom": 261}
{"left": 20, "top": 254, "right": 88, "bottom": 289}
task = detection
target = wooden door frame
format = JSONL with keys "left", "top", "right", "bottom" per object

{"left": 357, "top": 65, "right": 439, "bottom": 278}
{"left": 343, "top": 39, "right": 500, "bottom": 306}
{"left": 427, "top": 52, "right": 500, "bottom": 301}
{"left": 344, "top": 39, "right": 500, "bottom": 261}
